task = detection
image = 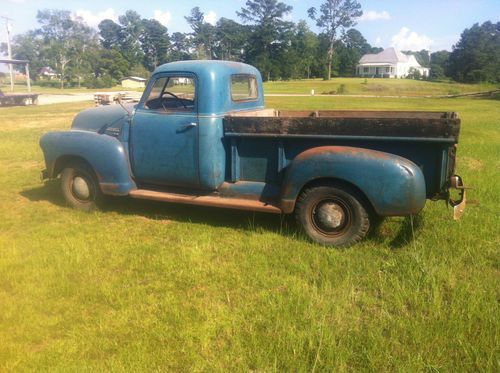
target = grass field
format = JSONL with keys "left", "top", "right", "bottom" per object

{"left": 0, "top": 93, "right": 498, "bottom": 371}
{"left": 3, "top": 77, "right": 499, "bottom": 97}
{"left": 263, "top": 78, "right": 499, "bottom": 97}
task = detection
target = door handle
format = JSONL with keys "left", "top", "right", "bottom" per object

{"left": 176, "top": 122, "right": 197, "bottom": 133}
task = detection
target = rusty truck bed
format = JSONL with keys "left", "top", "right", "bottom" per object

{"left": 224, "top": 110, "right": 460, "bottom": 142}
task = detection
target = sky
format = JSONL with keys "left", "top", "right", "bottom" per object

{"left": 0, "top": 0, "right": 499, "bottom": 54}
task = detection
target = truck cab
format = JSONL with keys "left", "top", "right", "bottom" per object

{"left": 40, "top": 60, "right": 466, "bottom": 247}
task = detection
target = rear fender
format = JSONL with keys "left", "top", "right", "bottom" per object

{"left": 40, "top": 131, "right": 136, "bottom": 195}
{"left": 280, "top": 146, "right": 426, "bottom": 216}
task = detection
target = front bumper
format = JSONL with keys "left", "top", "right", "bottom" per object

{"left": 449, "top": 175, "right": 466, "bottom": 220}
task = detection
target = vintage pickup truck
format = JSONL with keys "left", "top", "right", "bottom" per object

{"left": 40, "top": 61, "right": 466, "bottom": 247}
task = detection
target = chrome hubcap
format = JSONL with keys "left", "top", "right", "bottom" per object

{"left": 72, "top": 176, "right": 90, "bottom": 200}
{"left": 316, "top": 202, "right": 345, "bottom": 229}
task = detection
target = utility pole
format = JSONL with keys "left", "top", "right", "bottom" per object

{"left": 1, "top": 15, "right": 14, "bottom": 92}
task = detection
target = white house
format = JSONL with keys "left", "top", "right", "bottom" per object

{"left": 356, "top": 47, "right": 429, "bottom": 78}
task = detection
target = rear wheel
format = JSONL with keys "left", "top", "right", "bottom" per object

{"left": 295, "top": 183, "right": 370, "bottom": 247}
{"left": 60, "top": 162, "right": 102, "bottom": 212}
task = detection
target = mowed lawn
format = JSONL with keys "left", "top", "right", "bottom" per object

{"left": 3, "top": 76, "right": 499, "bottom": 97}
{"left": 0, "top": 94, "right": 498, "bottom": 371}
{"left": 263, "top": 78, "right": 499, "bottom": 96}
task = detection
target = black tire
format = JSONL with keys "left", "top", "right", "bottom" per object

{"left": 60, "top": 161, "right": 102, "bottom": 212}
{"left": 295, "top": 183, "right": 370, "bottom": 247}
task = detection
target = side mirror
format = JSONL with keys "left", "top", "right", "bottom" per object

{"left": 116, "top": 94, "right": 132, "bottom": 115}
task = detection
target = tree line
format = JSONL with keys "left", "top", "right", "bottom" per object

{"left": 2, "top": 0, "right": 498, "bottom": 88}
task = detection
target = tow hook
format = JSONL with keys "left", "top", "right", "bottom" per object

{"left": 449, "top": 175, "right": 467, "bottom": 220}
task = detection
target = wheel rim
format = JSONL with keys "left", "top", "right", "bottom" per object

{"left": 71, "top": 175, "right": 92, "bottom": 202}
{"left": 310, "top": 198, "right": 352, "bottom": 237}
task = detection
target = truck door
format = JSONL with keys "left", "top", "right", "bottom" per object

{"left": 130, "top": 74, "right": 199, "bottom": 188}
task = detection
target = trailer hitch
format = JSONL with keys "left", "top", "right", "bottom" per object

{"left": 448, "top": 175, "right": 467, "bottom": 220}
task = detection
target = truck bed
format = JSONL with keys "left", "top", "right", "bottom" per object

{"left": 225, "top": 110, "right": 460, "bottom": 142}
{"left": 223, "top": 110, "right": 460, "bottom": 200}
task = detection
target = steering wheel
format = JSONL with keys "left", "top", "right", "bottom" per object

{"left": 163, "top": 91, "right": 188, "bottom": 109}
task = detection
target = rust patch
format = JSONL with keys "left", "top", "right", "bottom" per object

{"left": 129, "top": 189, "right": 282, "bottom": 214}
{"left": 280, "top": 199, "right": 295, "bottom": 214}
{"left": 293, "top": 146, "right": 396, "bottom": 162}
{"left": 224, "top": 113, "right": 460, "bottom": 141}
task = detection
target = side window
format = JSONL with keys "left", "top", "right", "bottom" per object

{"left": 144, "top": 76, "right": 196, "bottom": 112}
{"left": 231, "top": 74, "right": 258, "bottom": 101}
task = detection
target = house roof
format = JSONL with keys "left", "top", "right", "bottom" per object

{"left": 121, "top": 76, "right": 147, "bottom": 82}
{"left": 359, "top": 47, "right": 420, "bottom": 65}
{"left": 39, "top": 66, "right": 56, "bottom": 74}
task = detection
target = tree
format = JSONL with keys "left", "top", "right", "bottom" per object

{"left": 140, "top": 19, "right": 170, "bottom": 71}
{"left": 308, "top": 0, "right": 362, "bottom": 80}
{"left": 170, "top": 32, "right": 193, "bottom": 61}
{"left": 118, "top": 10, "right": 145, "bottom": 67}
{"left": 214, "top": 18, "right": 249, "bottom": 61}
{"left": 98, "top": 19, "right": 123, "bottom": 50}
{"left": 237, "top": 0, "right": 293, "bottom": 80}
{"left": 3, "top": 31, "right": 44, "bottom": 80}
{"left": 448, "top": 21, "right": 499, "bottom": 83}
{"left": 292, "top": 21, "right": 319, "bottom": 78}
{"left": 68, "top": 18, "right": 99, "bottom": 87}
{"left": 430, "top": 50, "right": 450, "bottom": 81}
{"left": 36, "top": 9, "right": 96, "bottom": 88}
{"left": 185, "top": 7, "right": 216, "bottom": 59}
{"left": 336, "top": 28, "right": 371, "bottom": 76}
{"left": 86, "top": 48, "right": 129, "bottom": 87}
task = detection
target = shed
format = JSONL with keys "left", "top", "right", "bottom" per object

{"left": 120, "top": 76, "right": 147, "bottom": 89}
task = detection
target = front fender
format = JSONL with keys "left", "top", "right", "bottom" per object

{"left": 281, "top": 146, "right": 426, "bottom": 216}
{"left": 40, "top": 131, "right": 136, "bottom": 195}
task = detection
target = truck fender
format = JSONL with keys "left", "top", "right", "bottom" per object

{"left": 40, "top": 131, "right": 136, "bottom": 196}
{"left": 280, "top": 146, "right": 426, "bottom": 216}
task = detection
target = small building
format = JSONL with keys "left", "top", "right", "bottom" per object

{"left": 39, "top": 66, "right": 57, "bottom": 79}
{"left": 120, "top": 76, "right": 147, "bottom": 89}
{"left": 356, "top": 47, "right": 429, "bottom": 78}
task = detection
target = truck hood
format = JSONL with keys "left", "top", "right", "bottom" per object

{"left": 71, "top": 103, "right": 136, "bottom": 133}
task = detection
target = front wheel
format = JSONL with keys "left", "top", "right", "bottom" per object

{"left": 60, "top": 162, "right": 102, "bottom": 212}
{"left": 295, "top": 184, "right": 370, "bottom": 247}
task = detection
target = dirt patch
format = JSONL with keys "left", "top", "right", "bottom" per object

{"left": 38, "top": 94, "right": 94, "bottom": 105}
{"left": 135, "top": 215, "right": 171, "bottom": 225}
{"left": 459, "top": 156, "right": 484, "bottom": 171}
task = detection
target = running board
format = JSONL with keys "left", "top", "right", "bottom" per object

{"left": 129, "top": 189, "right": 282, "bottom": 214}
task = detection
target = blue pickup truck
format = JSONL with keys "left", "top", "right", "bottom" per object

{"left": 40, "top": 60, "right": 466, "bottom": 247}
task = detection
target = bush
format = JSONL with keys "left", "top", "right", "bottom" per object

{"left": 337, "top": 84, "right": 348, "bottom": 94}
{"left": 406, "top": 68, "right": 422, "bottom": 80}
{"left": 84, "top": 76, "right": 115, "bottom": 89}
{"left": 37, "top": 80, "right": 62, "bottom": 88}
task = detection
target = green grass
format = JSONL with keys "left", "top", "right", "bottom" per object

{"left": 0, "top": 94, "right": 499, "bottom": 371}
{"left": 3, "top": 77, "right": 499, "bottom": 98}
{"left": 264, "top": 77, "right": 499, "bottom": 97}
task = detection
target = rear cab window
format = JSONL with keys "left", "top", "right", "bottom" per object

{"left": 231, "top": 74, "right": 258, "bottom": 101}
{"left": 143, "top": 76, "right": 196, "bottom": 112}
